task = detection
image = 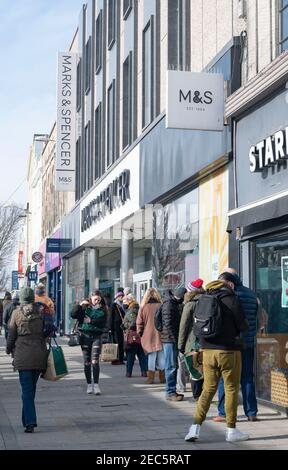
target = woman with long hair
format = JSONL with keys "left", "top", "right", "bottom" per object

{"left": 136, "top": 287, "right": 165, "bottom": 384}
{"left": 71, "top": 290, "right": 107, "bottom": 395}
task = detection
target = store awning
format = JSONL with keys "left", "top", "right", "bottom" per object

{"left": 227, "top": 194, "right": 288, "bottom": 231}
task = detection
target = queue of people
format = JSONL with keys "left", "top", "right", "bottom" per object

{"left": 3, "top": 270, "right": 262, "bottom": 443}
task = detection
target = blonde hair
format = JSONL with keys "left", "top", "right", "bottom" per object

{"left": 140, "top": 288, "right": 161, "bottom": 307}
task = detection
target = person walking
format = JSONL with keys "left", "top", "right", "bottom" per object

{"left": 122, "top": 294, "right": 147, "bottom": 377}
{"left": 71, "top": 290, "right": 107, "bottom": 395}
{"left": 6, "top": 287, "right": 49, "bottom": 433}
{"left": 3, "top": 290, "right": 20, "bottom": 340}
{"left": 213, "top": 269, "right": 259, "bottom": 423}
{"left": 111, "top": 291, "right": 126, "bottom": 364}
{"left": 34, "top": 283, "right": 55, "bottom": 317}
{"left": 185, "top": 273, "right": 249, "bottom": 443}
{"left": 136, "top": 287, "right": 165, "bottom": 384}
{"left": 160, "top": 287, "right": 186, "bottom": 401}
{"left": 178, "top": 279, "right": 205, "bottom": 400}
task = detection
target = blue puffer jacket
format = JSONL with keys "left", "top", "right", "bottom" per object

{"left": 233, "top": 274, "right": 257, "bottom": 349}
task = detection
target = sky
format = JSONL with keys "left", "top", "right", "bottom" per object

{"left": 0, "top": 0, "right": 83, "bottom": 207}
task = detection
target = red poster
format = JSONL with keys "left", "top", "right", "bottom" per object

{"left": 18, "top": 250, "right": 23, "bottom": 273}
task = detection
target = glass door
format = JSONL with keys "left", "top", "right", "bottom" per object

{"left": 255, "top": 234, "right": 288, "bottom": 404}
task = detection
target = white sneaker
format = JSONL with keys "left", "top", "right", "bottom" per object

{"left": 226, "top": 427, "right": 249, "bottom": 442}
{"left": 93, "top": 384, "right": 101, "bottom": 395}
{"left": 185, "top": 424, "right": 201, "bottom": 442}
{"left": 87, "top": 384, "right": 93, "bottom": 394}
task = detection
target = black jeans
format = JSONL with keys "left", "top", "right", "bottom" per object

{"left": 113, "top": 326, "right": 124, "bottom": 362}
{"left": 81, "top": 334, "right": 102, "bottom": 384}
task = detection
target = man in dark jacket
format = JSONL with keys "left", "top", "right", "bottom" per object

{"left": 3, "top": 291, "right": 20, "bottom": 340}
{"left": 214, "top": 269, "right": 259, "bottom": 422}
{"left": 185, "top": 274, "right": 249, "bottom": 443}
{"left": 160, "top": 287, "right": 186, "bottom": 401}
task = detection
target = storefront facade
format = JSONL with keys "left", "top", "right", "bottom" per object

{"left": 228, "top": 85, "right": 288, "bottom": 408}
{"left": 140, "top": 113, "right": 230, "bottom": 294}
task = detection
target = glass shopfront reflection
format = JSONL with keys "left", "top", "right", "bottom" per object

{"left": 152, "top": 189, "right": 199, "bottom": 296}
{"left": 255, "top": 234, "right": 288, "bottom": 405}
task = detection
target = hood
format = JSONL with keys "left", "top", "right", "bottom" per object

{"left": 165, "top": 291, "right": 183, "bottom": 304}
{"left": 184, "top": 289, "right": 204, "bottom": 304}
{"left": 20, "top": 304, "right": 41, "bottom": 319}
{"left": 230, "top": 273, "right": 242, "bottom": 286}
{"left": 205, "top": 280, "right": 228, "bottom": 292}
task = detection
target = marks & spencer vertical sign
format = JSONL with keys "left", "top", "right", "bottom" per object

{"left": 56, "top": 52, "right": 77, "bottom": 191}
{"left": 166, "top": 71, "right": 224, "bottom": 131}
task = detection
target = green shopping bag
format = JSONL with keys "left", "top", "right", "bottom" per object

{"left": 183, "top": 351, "right": 203, "bottom": 381}
{"left": 42, "top": 338, "right": 68, "bottom": 381}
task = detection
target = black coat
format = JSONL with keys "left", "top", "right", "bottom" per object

{"left": 160, "top": 292, "right": 183, "bottom": 344}
{"left": 199, "top": 286, "right": 249, "bottom": 351}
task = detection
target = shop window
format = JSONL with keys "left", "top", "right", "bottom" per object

{"left": 280, "top": 0, "right": 288, "bottom": 52}
{"left": 152, "top": 189, "right": 199, "bottom": 296}
{"left": 255, "top": 235, "right": 288, "bottom": 405}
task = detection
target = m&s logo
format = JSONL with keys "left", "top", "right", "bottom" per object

{"left": 179, "top": 89, "right": 213, "bottom": 104}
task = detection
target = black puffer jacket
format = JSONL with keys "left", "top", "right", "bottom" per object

{"left": 160, "top": 291, "right": 183, "bottom": 344}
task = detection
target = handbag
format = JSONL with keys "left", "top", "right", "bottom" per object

{"left": 101, "top": 332, "right": 118, "bottom": 361}
{"left": 68, "top": 321, "right": 80, "bottom": 347}
{"left": 125, "top": 328, "right": 141, "bottom": 346}
{"left": 42, "top": 338, "right": 68, "bottom": 381}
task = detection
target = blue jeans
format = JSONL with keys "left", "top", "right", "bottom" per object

{"left": 19, "top": 370, "right": 41, "bottom": 427}
{"left": 147, "top": 350, "right": 165, "bottom": 371}
{"left": 217, "top": 348, "right": 258, "bottom": 417}
{"left": 126, "top": 346, "right": 148, "bottom": 375}
{"left": 163, "top": 343, "right": 178, "bottom": 396}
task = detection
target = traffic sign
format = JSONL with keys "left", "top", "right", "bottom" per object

{"left": 32, "top": 251, "right": 43, "bottom": 263}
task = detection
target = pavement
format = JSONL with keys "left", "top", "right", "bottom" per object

{"left": 0, "top": 334, "right": 287, "bottom": 451}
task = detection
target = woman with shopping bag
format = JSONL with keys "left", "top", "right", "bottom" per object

{"left": 71, "top": 290, "right": 107, "bottom": 395}
{"left": 6, "top": 287, "right": 50, "bottom": 433}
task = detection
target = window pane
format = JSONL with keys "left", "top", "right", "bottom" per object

{"left": 255, "top": 236, "right": 288, "bottom": 403}
{"left": 85, "top": 38, "right": 91, "bottom": 93}
{"left": 108, "top": 0, "right": 116, "bottom": 49}
{"left": 281, "top": 37, "right": 288, "bottom": 51}
{"left": 281, "top": 6, "right": 288, "bottom": 41}
{"left": 123, "top": 54, "right": 131, "bottom": 149}
{"left": 123, "top": 0, "right": 132, "bottom": 19}
{"left": 107, "top": 83, "right": 115, "bottom": 167}
{"left": 152, "top": 189, "right": 199, "bottom": 295}
{"left": 281, "top": 0, "right": 288, "bottom": 9}
{"left": 143, "top": 25, "right": 151, "bottom": 127}
{"left": 95, "top": 104, "right": 102, "bottom": 179}
{"left": 96, "top": 11, "right": 103, "bottom": 74}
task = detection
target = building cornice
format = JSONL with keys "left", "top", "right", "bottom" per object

{"left": 225, "top": 50, "right": 288, "bottom": 119}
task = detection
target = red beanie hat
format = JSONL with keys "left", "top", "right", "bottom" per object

{"left": 186, "top": 278, "right": 204, "bottom": 292}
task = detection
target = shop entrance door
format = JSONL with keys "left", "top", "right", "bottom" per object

{"left": 133, "top": 271, "right": 152, "bottom": 303}
{"left": 254, "top": 234, "right": 288, "bottom": 405}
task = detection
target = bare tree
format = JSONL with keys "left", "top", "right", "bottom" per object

{"left": 0, "top": 205, "right": 24, "bottom": 289}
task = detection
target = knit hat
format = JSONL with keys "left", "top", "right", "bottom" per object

{"left": 35, "top": 283, "right": 45, "bottom": 296}
{"left": 115, "top": 291, "right": 124, "bottom": 300}
{"left": 20, "top": 287, "right": 35, "bottom": 305}
{"left": 123, "top": 287, "right": 132, "bottom": 296}
{"left": 186, "top": 278, "right": 204, "bottom": 292}
{"left": 174, "top": 287, "right": 187, "bottom": 300}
